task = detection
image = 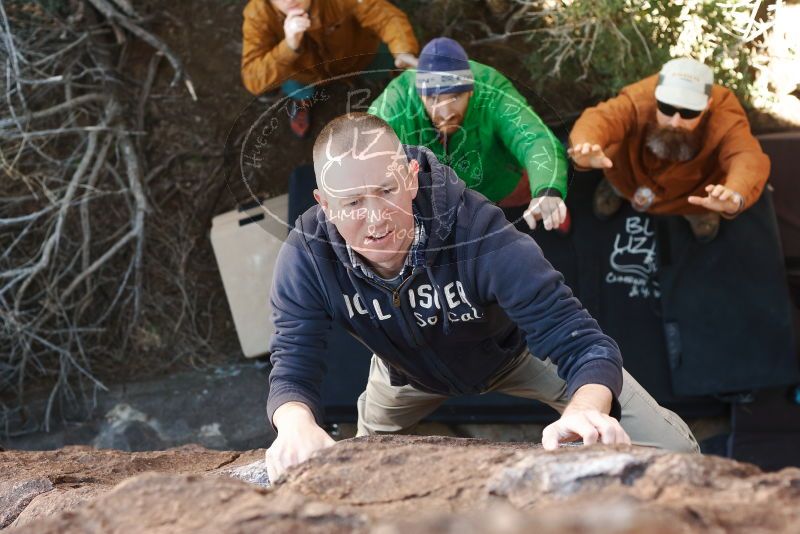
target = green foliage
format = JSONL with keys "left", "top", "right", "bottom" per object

{"left": 522, "top": 0, "right": 767, "bottom": 108}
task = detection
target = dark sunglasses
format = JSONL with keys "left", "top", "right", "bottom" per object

{"left": 656, "top": 100, "right": 703, "bottom": 119}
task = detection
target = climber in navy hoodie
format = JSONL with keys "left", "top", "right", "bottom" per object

{"left": 265, "top": 112, "right": 699, "bottom": 480}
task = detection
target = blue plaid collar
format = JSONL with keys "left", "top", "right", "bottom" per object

{"left": 347, "top": 207, "right": 427, "bottom": 284}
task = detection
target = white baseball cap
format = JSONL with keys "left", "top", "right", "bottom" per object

{"left": 655, "top": 58, "right": 713, "bottom": 111}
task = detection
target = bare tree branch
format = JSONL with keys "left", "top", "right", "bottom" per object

{"left": 86, "top": 0, "right": 197, "bottom": 100}
{"left": 0, "top": 0, "right": 207, "bottom": 434}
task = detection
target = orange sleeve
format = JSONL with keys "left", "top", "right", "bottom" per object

{"left": 348, "top": 0, "right": 419, "bottom": 55}
{"left": 716, "top": 96, "right": 771, "bottom": 210}
{"left": 569, "top": 93, "right": 637, "bottom": 151}
{"left": 241, "top": 1, "right": 301, "bottom": 96}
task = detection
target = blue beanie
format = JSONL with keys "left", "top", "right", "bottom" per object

{"left": 416, "top": 38, "right": 474, "bottom": 96}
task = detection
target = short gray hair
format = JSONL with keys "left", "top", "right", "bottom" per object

{"left": 312, "top": 112, "right": 405, "bottom": 186}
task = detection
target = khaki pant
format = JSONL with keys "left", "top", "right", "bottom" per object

{"left": 356, "top": 351, "right": 700, "bottom": 453}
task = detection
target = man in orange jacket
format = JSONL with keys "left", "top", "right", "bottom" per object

{"left": 241, "top": 0, "right": 419, "bottom": 138}
{"left": 568, "top": 58, "right": 770, "bottom": 242}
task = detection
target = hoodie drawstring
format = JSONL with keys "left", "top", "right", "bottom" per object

{"left": 426, "top": 265, "right": 451, "bottom": 335}
{"left": 347, "top": 270, "right": 380, "bottom": 328}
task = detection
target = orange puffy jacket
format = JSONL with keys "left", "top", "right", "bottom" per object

{"left": 569, "top": 75, "right": 770, "bottom": 215}
{"left": 241, "top": 0, "right": 419, "bottom": 96}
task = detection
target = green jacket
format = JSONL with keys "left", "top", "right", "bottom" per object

{"left": 368, "top": 60, "right": 568, "bottom": 202}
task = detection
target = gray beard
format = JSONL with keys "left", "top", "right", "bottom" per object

{"left": 645, "top": 123, "right": 700, "bottom": 162}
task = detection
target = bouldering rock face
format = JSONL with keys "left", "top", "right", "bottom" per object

{"left": 1, "top": 435, "right": 799, "bottom": 533}
{"left": 9, "top": 474, "right": 367, "bottom": 534}
{"left": 370, "top": 501, "right": 685, "bottom": 534}
{"left": 224, "top": 459, "right": 271, "bottom": 487}
{"left": 0, "top": 478, "right": 53, "bottom": 529}
{"left": 0, "top": 445, "right": 263, "bottom": 530}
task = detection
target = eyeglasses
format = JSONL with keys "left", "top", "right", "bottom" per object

{"left": 656, "top": 100, "right": 703, "bottom": 120}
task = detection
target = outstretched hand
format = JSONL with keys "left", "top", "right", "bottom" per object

{"left": 687, "top": 184, "right": 743, "bottom": 215}
{"left": 523, "top": 196, "right": 567, "bottom": 231}
{"left": 567, "top": 142, "right": 613, "bottom": 170}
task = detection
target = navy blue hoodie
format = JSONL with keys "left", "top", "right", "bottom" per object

{"left": 267, "top": 145, "right": 623, "bottom": 426}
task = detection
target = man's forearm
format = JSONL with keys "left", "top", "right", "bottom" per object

{"left": 564, "top": 383, "right": 613, "bottom": 415}
{"left": 272, "top": 401, "right": 316, "bottom": 431}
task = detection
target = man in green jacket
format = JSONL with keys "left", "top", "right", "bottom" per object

{"left": 369, "top": 38, "right": 570, "bottom": 232}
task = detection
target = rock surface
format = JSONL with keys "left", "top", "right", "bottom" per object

{"left": 1, "top": 436, "right": 799, "bottom": 533}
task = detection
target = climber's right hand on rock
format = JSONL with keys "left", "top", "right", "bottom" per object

{"left": 265, "top": 401, "right": 335, "bottom": 482}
